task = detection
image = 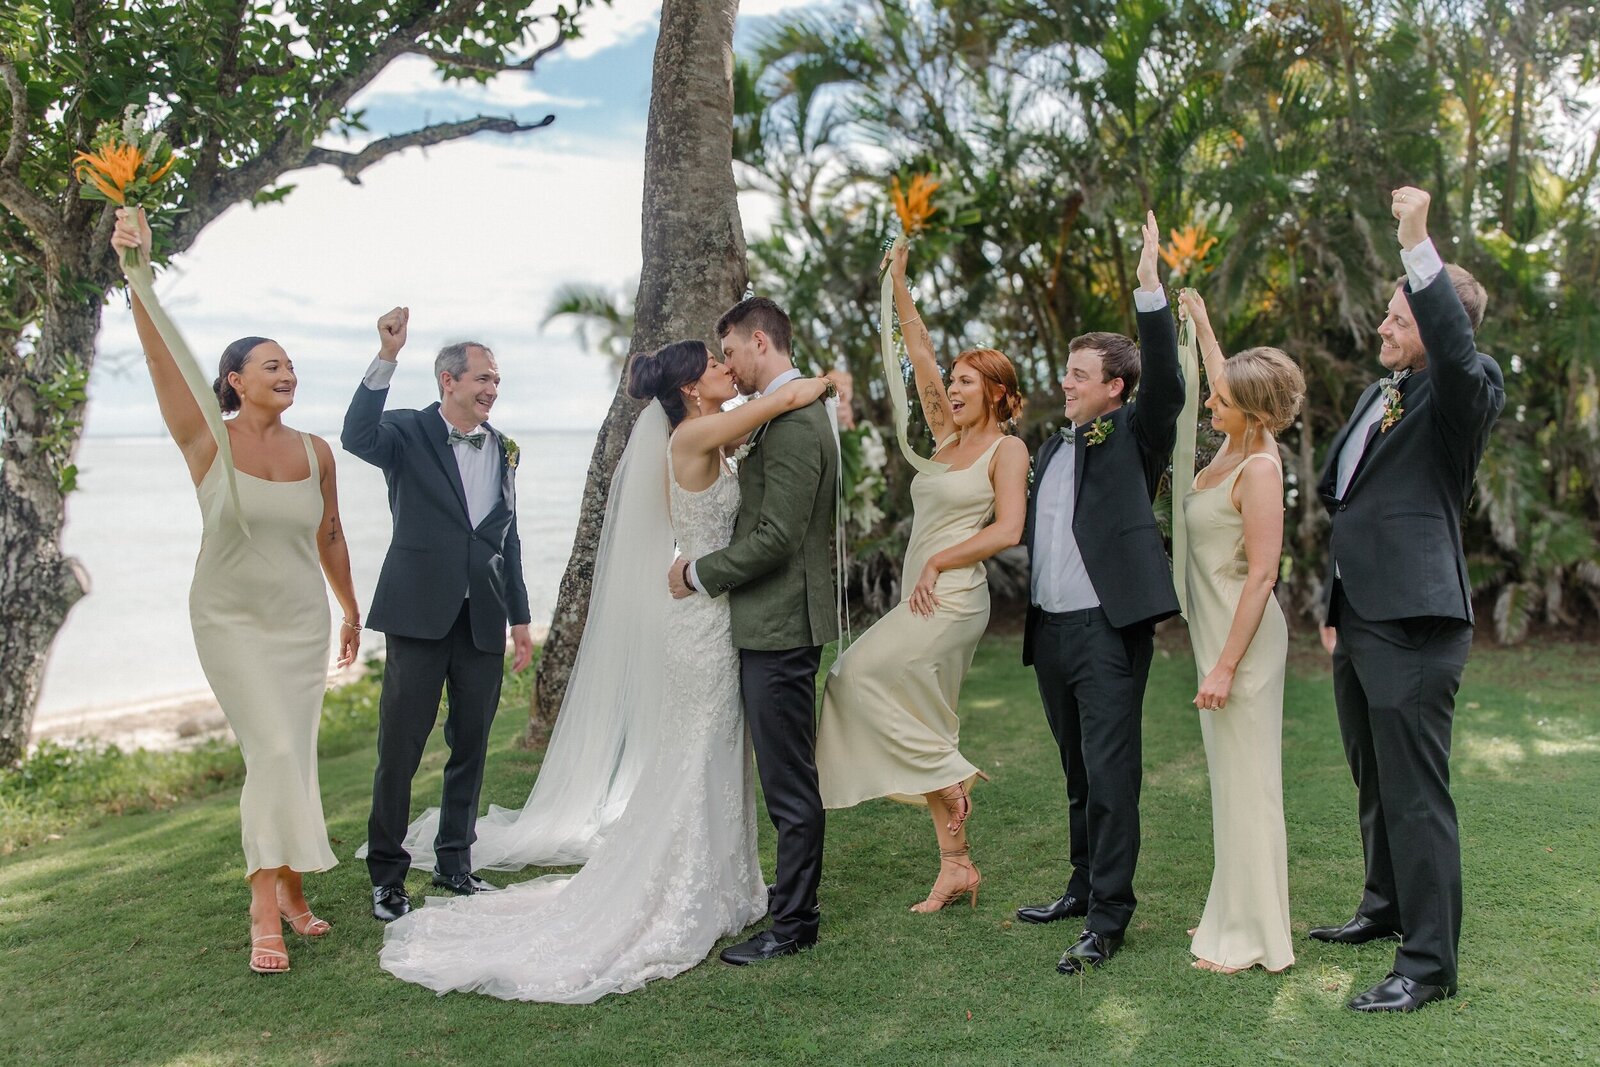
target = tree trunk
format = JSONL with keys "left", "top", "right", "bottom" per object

{"left": 528, "top": 0, "right": 748, "bottom": 743}
{"left": 0, "top": 293, "right": 101, "bottom": 764}
{"left": 1501, "top": 58, "right": 1527, "bottom": 236}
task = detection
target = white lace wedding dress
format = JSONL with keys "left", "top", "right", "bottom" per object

{"left": 378, "top": 452, "right": 766, "bottom": 1003}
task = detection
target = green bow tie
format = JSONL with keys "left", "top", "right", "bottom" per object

{"left": 448, "top": 427, "right": 488, "bottom": 450}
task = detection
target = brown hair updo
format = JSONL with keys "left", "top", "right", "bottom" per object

{"left": 1220, "top": 347, "right": 1306, "bottom": 434}
{"left": 213, "top": 336, "right": 274, "bottom": 414}
{"left": 952, "top": 348, "right": 1025, "bottom": 429}
{"left": 626, "top": 340, "right": 711, "bottom": 428}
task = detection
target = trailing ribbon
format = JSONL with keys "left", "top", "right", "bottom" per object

{"left": 122, "top": 256, "right": 250, "bottom": 539}
{"left": 878, "top": 235, "right": 949, "bottom": 477}
{"left": 1170, "top": 312, "right": 1200, "bottom": 617}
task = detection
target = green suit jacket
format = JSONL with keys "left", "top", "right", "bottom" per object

{"left": 695, "top": 399, "right": 839, "bottom": 651}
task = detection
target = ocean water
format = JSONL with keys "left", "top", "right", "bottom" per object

{"left": 35, "top": 430, "right": 595, "bottom": 721}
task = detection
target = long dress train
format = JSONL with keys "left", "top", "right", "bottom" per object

{"left": 378, "top": 442, "right": 764, "bottom": 1002}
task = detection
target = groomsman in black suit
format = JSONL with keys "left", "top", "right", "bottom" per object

{"left": 1312, "top": 187, "right": 1503, "bottom": 1013}
{"left": 1017, "top": 212, "right": 1184, "bottom": 974}
{"left": 343, "top": 308, "right": 535, "bottom": 922}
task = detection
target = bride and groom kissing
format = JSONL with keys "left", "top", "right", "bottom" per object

{"left": 372, "top": 297, "right": 846, "bottom": 1001}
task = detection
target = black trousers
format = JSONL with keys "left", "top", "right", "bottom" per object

{"left": 741, "top": 645, "right": 825, "bottom": 943}
{"left": 1031, "top": 606, "right": 1154, "bottom": 937}
{"left": 366, "top": 601, "right": 505, "bottom": 887}
{"left": 1331, "top": 585, "right": 1472, "bottom": 987}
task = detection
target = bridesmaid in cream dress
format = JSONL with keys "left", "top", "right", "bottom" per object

{"left": 1175, "top": 288, "right": 1306, "bottom": 974}
{"left": 114, "top": 210, "right": 360, "bottom": 975}
{"left": 817, "top": 242, "right": 1029, "bottom": 912}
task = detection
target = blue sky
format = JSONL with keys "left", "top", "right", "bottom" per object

{"left": 87, "top": 2, "right": 821, "bottom": 437}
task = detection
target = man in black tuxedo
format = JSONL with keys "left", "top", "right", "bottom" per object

{"left": 343, "top": 307, "right": 535, "bottom": 922}
{"left": 1016, "top": 213, "right": 1184, "bottom": 974}
{"left": 1311, "top": 187, "right": 1503, "bottom": 1012}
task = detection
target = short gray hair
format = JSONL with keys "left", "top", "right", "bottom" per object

{"left": 435, "top": 341, "right": 493, "bottom": 396}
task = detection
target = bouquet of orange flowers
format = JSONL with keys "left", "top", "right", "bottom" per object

{"left": 74, "top": 108, "right": 178, "bottom": 266}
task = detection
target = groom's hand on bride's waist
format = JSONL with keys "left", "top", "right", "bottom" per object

{"left": 668, "top": 558, "right": 696, "bottom": 600}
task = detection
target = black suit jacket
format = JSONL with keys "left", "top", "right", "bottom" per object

{"left": 1023, "top": 305, "right": 1185, "bottom": 665}
{"left": 342, "top": 386, "right": 531, "bottom": 654}
{"left": 1316, "top": 269, "right": 1504, "bottom": 624}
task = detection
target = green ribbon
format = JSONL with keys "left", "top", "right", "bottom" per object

{"left": 122, "top": 255, "right": 250, "bottom": 539}
{"left": 1171, "top": 312, "right": 1200, "bottom": 617}
{"left": 878, "top": 235, "right": 949, "bottom": 476}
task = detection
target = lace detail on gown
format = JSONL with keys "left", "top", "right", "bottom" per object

{"left": 379, "top": 455, "right": 764, "bottom": 1002}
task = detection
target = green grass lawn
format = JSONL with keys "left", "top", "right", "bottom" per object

{"left": 2, "top": 630, "right": 1597, "bottom": 1066}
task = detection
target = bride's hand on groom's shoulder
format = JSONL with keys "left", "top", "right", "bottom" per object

{"left": 776, "top": 376, "right": 832, "bottom": 409}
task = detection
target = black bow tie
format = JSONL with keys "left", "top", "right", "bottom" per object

{"left": 447, "top": 428, "right": 488, "bottom": 450}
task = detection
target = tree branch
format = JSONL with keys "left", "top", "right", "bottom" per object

{"left": 409, "top": 30, "right": 569, "bottom": 75}
{"left": 302, "top": 113, "right": 555, "bottom": 184}
{"left": 1, "top": 56, "right": 26, "bottom": 174}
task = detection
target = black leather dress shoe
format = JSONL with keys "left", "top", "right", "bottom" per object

{"left": 1016, "top": 891, "right": 1088, "bottom": 925}
{"left": 371, "top": 884, "right": 411, "bottom": 922}
{"left": 1348, "top": 971, "right": 1456, "bottom": 1013}
{"left": 719, "top": 929, "right": 815, "bottom": 966}
{"left": 1055, "top": 929, "right": 1123, "bottom": 974}
{"left": 431, "top": 870, "right": 499, "bottom": 895}
{"left": 1307, "top": 915, "right": 1401, "bottom": 945}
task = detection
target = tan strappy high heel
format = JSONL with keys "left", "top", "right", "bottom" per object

{"left": 249, "top": 933, "right": 290, "bottom": 974}
{"left": 910, "top": 846, "right": 982, "bottom": 913}
{"left": 280, "top": 908, "right": 331, "bottom": 937}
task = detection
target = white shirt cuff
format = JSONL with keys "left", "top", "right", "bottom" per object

{"left": 1132, "top": 287, "right": 1168, "bottom": 313}
{"left": 686, "top": 559, "right": 704, "bottom": 595}
{"left": 363, "top": 357, "right": 398, "bottom": 390}
{"left": 1400, "top": 238, "right": 1445, "bottom": 292}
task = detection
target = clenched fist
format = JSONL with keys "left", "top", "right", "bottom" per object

{"left": 377, "top": 306, "right": 409, "bottom": 362}
{"left": 1391, "top": 186, "right": 1431, "bottom": 253}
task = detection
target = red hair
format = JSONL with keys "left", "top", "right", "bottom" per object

{"left": 952, "top": 348, "right": 1024, "bottom": 427}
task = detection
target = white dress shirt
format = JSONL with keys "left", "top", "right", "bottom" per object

{"left": 362, "top": 357, "right": 503, "bottom": 526}
{"left": 1030, "top": 286, "right": 1167, "bottom": 611}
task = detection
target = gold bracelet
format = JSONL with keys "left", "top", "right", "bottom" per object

{"left": 899, "top": 314, "right": 923, "bottom": 330}
{"left": 341, "top": 618, "right": 361, "bottom": 630}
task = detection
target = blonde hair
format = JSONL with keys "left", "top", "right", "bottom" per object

{"left": 952, "top": 348, "right": 1025, "bottom": 428}
{"left": 1220, "top": 347, "right": 1305, "bottom": 434}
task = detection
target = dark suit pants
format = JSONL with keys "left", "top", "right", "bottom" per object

{"left": 742, "top": 645, "right": 825, "bottom": 944}
{"left": 1031, "top": 606, "right": 1153, "bottom": 937}
{"left": 1332, "top": 586, "right": 1471, "bottom": 987}
{"left": 367, "top": 601, "right": 504, "bottom": 887}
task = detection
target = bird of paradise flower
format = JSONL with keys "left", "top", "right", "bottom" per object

{"left": 73, "top": 108, "right": 179, "bottom": 264}
{"left": 1160, "top": 223, "right": 1220, "bottom": 281}
{"left": 890, "top": 173, "right": 942, "bottom": 237}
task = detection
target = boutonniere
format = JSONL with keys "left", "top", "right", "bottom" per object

{"left": 731, "top": 441, "right": 754, "bottom": 462}
{"left": 1377, "top": 374, "right": 1407, "bottom": 433}
{"left": 1084, "top": 417, "right": 1114, "bottom": 446}
{"left": 500, "top": 433, "right": 520, "bottom": 470}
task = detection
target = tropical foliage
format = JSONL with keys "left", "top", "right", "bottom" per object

{"left": 727, "top": 0, "right": 1600, "bottom": 641}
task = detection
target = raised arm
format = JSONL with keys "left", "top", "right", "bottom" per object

{"left": 1390, "top": 186, "right": 1503, "bottom": 441}
{"left": 671, "top": 375, "right": 831, "bottom": 461}
{"left": 112, "top": 209, "right": 216, "bottom": 485}
{"left": 1176, "top": 288, "right": 1227, "bottom": 392}
{"left": 341, "top": 307, "right": 410, "bottom": 469}
{"left": 1130, "top": 211, "right": 1183, "bottom": 452}
{"left": 884, "top": 241, "right": 957, "bottom": 453}
{"left": 691, "top": 415, "right": 825, "bottom": 595}
{"left": 310, "top": 436, "right": 361, "bottom": 668}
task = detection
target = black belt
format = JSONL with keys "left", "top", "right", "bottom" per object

{"left": 1035, "top": 605, "right": 1107, "bottom": 624}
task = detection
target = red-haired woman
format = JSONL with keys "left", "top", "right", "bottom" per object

{"left": 816, "top": 241, "right": 1030, "bottom": 912}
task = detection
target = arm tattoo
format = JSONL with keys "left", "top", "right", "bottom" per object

{"left": 326, "top": 515, "right": 342, "bottom": 545}
{"left": 923, "top": 382, "right": 947, "bottom": 430}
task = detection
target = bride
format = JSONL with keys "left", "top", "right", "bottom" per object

{"left": 379, "top": 340, "right": 831, "bottom": 1003}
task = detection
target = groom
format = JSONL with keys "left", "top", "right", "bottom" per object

{"left": 343, "top": 307, "right": 534, "bottom": 922}
{"left": 1017, "top": 212, "right": 1183, "bottom": 974}
{"left": 1312, "top": 186, "right": 1503, "bottom": 1013}
{"left": 668, "top": 297, "right": 839, "bottom": 965}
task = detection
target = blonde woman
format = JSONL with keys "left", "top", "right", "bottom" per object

{"left": 1175, "top": 288, "right": 1306, "bottom": 975}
